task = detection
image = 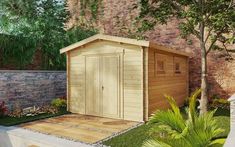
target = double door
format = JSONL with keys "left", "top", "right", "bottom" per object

{"left": 85, "top": 54, "right": 122, "bottom": 119}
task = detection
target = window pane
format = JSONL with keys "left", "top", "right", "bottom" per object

{"left": 158, "top": 61, "right": 164, "bottom": 71}
{"left": 175, "top": 62, "right": 181, "bottom": 74}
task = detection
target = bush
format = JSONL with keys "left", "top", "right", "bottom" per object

{"left": 144, "top": 89, "right": 226, "bottom": 147}
{"left": 210, "top": 98, "right": 230, "bottom": 110}
{"left": 51, "top": 98, "right": 66, "bottom": 109}
{"left": 0, "top": 101, "right": 8, "bottom": 118}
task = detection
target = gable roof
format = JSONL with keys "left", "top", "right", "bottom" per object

{"left": 60, "top": 34, "right": 149, "bottom": 54}
{"left": 60, "top": 34, "right": 191, "bottom": 57}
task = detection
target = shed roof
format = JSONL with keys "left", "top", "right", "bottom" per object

{"left": 60, "top": 34, "right": 191, "bottom": 57}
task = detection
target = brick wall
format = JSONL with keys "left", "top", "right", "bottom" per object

{"left": 0, "top": 70, "right": 66, "bottom": 110}
{"left": 67, "top": 0, "right": 235, "bottom": 98}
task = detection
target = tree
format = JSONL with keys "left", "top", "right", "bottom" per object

{"left": 0, "top": 0, "right": 96, "bottom": 69}
{"left": 0, "top": 0, "right": 70, "bottom": 69}
{"left": 138, "top": 0, "right": 235, "bottom": 114}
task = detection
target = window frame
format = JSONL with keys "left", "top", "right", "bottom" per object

{"left": 173, "top": 56, "right": 186, "bottom": 76}
{"left": 174, "top": 62, "right": 181, "bottom": 74}
{"left": 156, "top": 60, "right": 165, "bottom": 74}
{"left": 154, "top": 52, "right": 167, "bottom": 76}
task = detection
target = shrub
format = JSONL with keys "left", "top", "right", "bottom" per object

{"left": 210, "top": 98, "right": 230, "bottom": 110}
{"left": 144, "top": 89, "right": 226, "bottom": 147}
{"left": 51, "top": 98, "right": 66, "bottom": 109}
{"left": 39, "top": 105, "right": 58, "bottom": 114}
{"left": 0, "top": 101, "right": 8, "bottom": 117}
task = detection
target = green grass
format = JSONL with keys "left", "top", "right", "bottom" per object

{"left": 0, "top": 109, "right": 70, "bottom": 126}
{"left": 214, "top": 107, "right": 230, "bottom": 117}
{"left": 104, "top": 123, "right": 155, "bottom": 147}
{"left": 103, "top": 108, "right": 230, "bottom": 147}
{"left": 214, "top": 116, "right": 230, "bottom": 138}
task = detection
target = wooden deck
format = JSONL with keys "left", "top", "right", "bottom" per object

{"left": 19, "top": 114, "right": 140, "bottom": 144}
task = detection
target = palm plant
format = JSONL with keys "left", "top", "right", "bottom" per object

{"left": 144, "top": 89, "right": 226, "bottom": 147}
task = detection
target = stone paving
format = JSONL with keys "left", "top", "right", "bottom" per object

{"left": 0, "top": 125, "right": 92, "bottom": 147}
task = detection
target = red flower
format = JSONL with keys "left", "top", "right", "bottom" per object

{"left": 0, "top": 101, "right": 8, "bottom": 117}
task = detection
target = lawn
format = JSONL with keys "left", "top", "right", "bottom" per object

{"left": 0, "top": 109, "right": 69, "bottom": 126}
{"left": 103, "top": 109, "right": 230, "bottom": 147}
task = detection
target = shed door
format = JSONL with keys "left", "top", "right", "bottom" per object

{"left": 101, "top": 55, "right": 120, "bottom": 118}
{"left": 85, "top": 54, "right": 121, "bottom": 119}
{"left": 85, "top": 56, "right": 101, "bottom": 116}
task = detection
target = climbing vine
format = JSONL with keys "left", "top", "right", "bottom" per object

{"left": 80, "top": 0, "right": 102, "bottom": 19}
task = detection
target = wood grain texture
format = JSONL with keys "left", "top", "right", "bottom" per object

{"left": 20, "top": 114, "right": 139, "bottom": 144}
{"left": 66, "top": 52, "right": 70, "bottom": 112}
{"left": 147, "top": 47, "right": 189, "bottom": 116}
{"left": 68, "top": 40, "right": 144, "bottom": 121}
{"left": 101, "top": 55, "right": 120, "bottom": 118}
{"left": 143, "top": 47, "right": 149, "bottom": 121}
{"left": 60, "top": 34, "right": 149, "bottom": 53}
{"left": 86, "top": 56, "right": 101, "bottom": 116}
{"left": 69, "top": 49, "right": 86, "bottom": 114}
{"left": 123, "top": 48, "right": 143, "bottom": 121}
{"left": 66, "top": 38, "right": 189, "bottom": 122}
{"left": 60, "top": 34, "right": 191, "bottom": 57}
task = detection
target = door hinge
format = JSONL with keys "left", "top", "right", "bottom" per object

{"left": 123, "top": 49, "right": 125, "bottom": 55}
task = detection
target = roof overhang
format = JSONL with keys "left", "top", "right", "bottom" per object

{"left": 60, "top": 34, "right": 191, "bottom": 57}
{"left": 60, "top": 34, "right": 150, "bottom": 54}
{"left": 149, "top": 42, "right": 191, "bottom": 57}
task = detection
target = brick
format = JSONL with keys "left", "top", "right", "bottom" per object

{"left": 67, "top": 0, "right": 235, "bottom": 98}
{"left": 0, "top": 71, "right": 66, "bottom": 110}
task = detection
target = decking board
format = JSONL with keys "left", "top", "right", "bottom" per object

{"left": 19, "top": 114, "right": 139, "bottom": 144}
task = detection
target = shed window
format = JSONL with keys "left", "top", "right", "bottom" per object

{"left": 157, "top": 60, "right": 165, "bottom": 74}
{"left": 175, "top": 62, "right": 181, "bottom": 74}
{"left": 155, "top": 53, "right": 168, "bottom": 75}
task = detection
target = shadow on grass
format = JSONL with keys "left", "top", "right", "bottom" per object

{"left": 104, "top": 107, "right": 230, "bottom": 147}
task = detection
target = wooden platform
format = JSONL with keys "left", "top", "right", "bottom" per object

{"left": 19, "top": 114, "right": 139, "bottom": 144}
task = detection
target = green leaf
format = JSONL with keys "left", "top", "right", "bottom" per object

{"left": 143, "top": 139, "right": 172, "bottom": 147}
{"left": 209, "top": 138, "right": 226, "bottom": 146}
{"left": 0, "top": 0, "right": 96, "bottom": 70}
{"left": 188, "top": 89, "right": 201, "bottom": 125}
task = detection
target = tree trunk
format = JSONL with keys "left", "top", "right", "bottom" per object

{"left": 198, "top": 0, "right": 208, "bottom": 114}
{"left": 200, "top": 45, "right": 208, "bottom": 114}
{"left": 199, "top": 19, "right": 208, "bottom": 114}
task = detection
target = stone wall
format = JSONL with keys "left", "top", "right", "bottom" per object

{"left": 67, "top": 0, "right": 235, "bottom": 98}
{"left": 0, "top": 70, "right": 66, "bottom": 110}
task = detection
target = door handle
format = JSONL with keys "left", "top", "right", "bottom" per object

{"left": 102, "top": 86, "right": 104, "bottom": 90}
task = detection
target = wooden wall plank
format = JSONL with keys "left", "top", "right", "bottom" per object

{"left": 66, "top": 52, "right": 70, "bottom": 111}
{"left": 123, "top": 45, "right": 144, "bottom": 121}
{"left": 69, "top": 49, "right": 86, "bottom": 114}
{"left": 67, "top": 40, "right": 144, "bottom": 121}
{"left": 148, "top": 47, "right": 189, "bottom": 116}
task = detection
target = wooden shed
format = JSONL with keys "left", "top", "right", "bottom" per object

{"left": 60, "top": 34, "right": 190, "bottom": 122}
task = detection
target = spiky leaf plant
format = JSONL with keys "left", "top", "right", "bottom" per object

{"left": 144, "top": 89, "right": 226, "bottom": 147}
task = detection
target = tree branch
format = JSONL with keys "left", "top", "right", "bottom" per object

{"left": 194, "top": 29, "right": 201, "bottom": 39}
{"left": 171, "top": 1, "right": 183, "bottom": 12}
{"left": 222, "top": 42, "right": 233, "bottom": 59}
{"left": 206, "top": 27, "right": 226, "bottom": 55}
{"left": 184, "top": 17, "right": 201, "bottom": 39}
{"left": 206, "top": 37, "right": 217, "bottom": 55}
{"left": 227, "top": 49, "right": 235, "bottom": 53}
{"left": 204, "top": 27, "right": 213, "bottom": 43}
